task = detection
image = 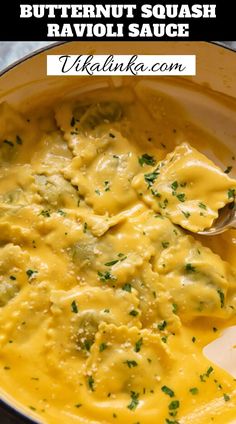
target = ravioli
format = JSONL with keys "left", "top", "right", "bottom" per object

{"left": 0, "top": 91, "right": 236, "bottom": 424}
{"left": 85, "top": 323, "right": 171, "bottom": 398}
{"left": 132, "top": 143, "right": 236, "bottom": 232}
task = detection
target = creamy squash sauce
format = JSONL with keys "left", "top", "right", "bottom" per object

{"left": 0, "top": 84, "right": 236, "bottom": 424}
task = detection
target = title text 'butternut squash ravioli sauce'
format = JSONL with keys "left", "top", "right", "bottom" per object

{"left": 0, "top": 83, "right": 236, "bottom": 424}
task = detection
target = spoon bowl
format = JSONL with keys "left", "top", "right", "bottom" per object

{"left": 197, "top": 201, "right": 236, "bottom": 235}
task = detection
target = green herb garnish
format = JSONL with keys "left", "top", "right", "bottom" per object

{"left": 99, "top": 343, "right": 108, "bottom": 352}
{"left": 144, "top": 170, "right": 159, "bottom": 187}
{"left": 176, "top": 193, "right": 185, "bottom": 202}
{"left": 26, "top": 269, "right": 37, "bottom": 278}
{"left": 124, "top": 360, "right": 138, "bottom": 368}
{"left": 181, "top": 210, "right": 191, "bottom": 218}
{"left": 189, "top": 387, "right": 199, "bottom": 395}
{"left": 39, "top": 209, "right": 51, "bottom": 218}
{"left": 98, "top": 270, "right": 115, "bottom": 282}
{"left": 122, "top": 283, "right": 132, "bottom": 292}
{"left": 16, "top": 135, "right": 23, "bottom": 145}
{"left": 171, "top": 181, "right": 178, "bottom": 191}
{"left": 88, "top": 375, "right": 95, "bottom": 391}
{"left": 172, "top": 303, "right": 178, "bottom": 314}
{"left": 224, "top": 166, "right": 233, "bottom": 174}
{"left": 71, "top": 300, "right": 78, "bottom": 314}
{"left": 169, "top": 400, "right": 180, "bottom": 410}
{"left": 157, "top": 320, "right": 167, "bottom": 331}
{"left": 3, "top": 139, "right": 14, "bottom": 147}
{"left": 217, "top": 289, "right": 225, "bottom": 308}
{"left": 161, "top": 385, "right": 175, "bottom": 397}
{"left": 105, "top": 260, "right": 119, "bottom": 267}
{"left": 70, "top": 116, "right": 76, "bottom": 127}
{"left": 127, "top": 391, "right": 139, "bottom": 410}
{"left": 228, "top": 188, "right": 235, "bottom": 199}
{"left": 134, "top": 338, "right": 143, "bottom": 353}
{"left": 185, "top": 263, "right": 196, "bottom": 272}
{"left": 139, "top": 154, "right": 156, "bottom": 167}
{"left": 129, "top": 310, "right": 139, "bottom": 317}
{"left": 200, "top": 366, "right": 214, "bottom": 382}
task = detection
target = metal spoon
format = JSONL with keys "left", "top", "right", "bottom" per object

{"left": 197, "top": 201, "right": 236, "bottom": 235}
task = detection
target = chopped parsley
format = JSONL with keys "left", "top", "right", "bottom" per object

{"left": 172, "top": 303, "right": 178, "bottom": 314}
{"left": 98, "top": 270, "right": 115, "bottom": 282}
{"left": 224, "top": 166, "right": 233, "bottom": 174}
{"left": 122, "top": 283, "right": 132, "bottom": 292}
{"left": 16, "top": 135, "right": 23, "bottom": 145}
{"left": 75, "top": 403, "right": 82, "bottom": 408}
{"left": 70, "top": 116, "right": 76, "bottom": 127}
{"left": 83, "top": 339, "right": 92, "bottom": 352}
{"left": 83, "top": 222, "right": 88, "bottom": 233}
{"left": 57, "top": 209, "right": 66, "bottom": 216}
{"left": 162, "top": 241, "right": 170, "bottom": 249}
{"left": 228, "top": 188, "right": 235, "bottom": 199}
{"left": 181, "top": 210, "right": 191, "bottom": 218}
{"left": 139, "top": 153, "right": 156, "bottom": 167}
{"left": 129, "top": 310, "right": 139, "bottom": 317}
{"left": 105, "top": 260, "right": 119, "bottom": 267}
{"left": 103, "top": 255, "right": 127, "bottom": 271}
{"left": 189, "top": 387, "right": 199, "bottom": 395}
{"left": 39, "top": 209, "right": 51, "bottom": 218}
{"left": 200, "top": 366, "right": 214, "bottom": 382}
{"left": 88, "top": 375, "right": 95, "bottom": 391}
{"left": 168, "top": 400, "right": 180, "bottom": 410}
{"left": 192, "top": 336, "right": 196, "bottom": 343}
{"left": 171, "top": 181, "right": 178, "bottom": 191}
{"left": 151, "top": 189, "right": 161, "bottom": 198}
{"left": 199, "top": 202, "right": 207, "bottom": 210}
{"left": 9, "top": 275, "right": 16, "bottom": 280}
{"left": 217, "top": 289, "right": 225, "bottom": 308}
{"left": 109, "top": 133, "right": 115, "bottom": 138}
{"left": 157, "top": 320, "right": 167, "bottom": 331}
{"left": 71, "top": 300, "right": 78, "bottom": 314}
{"left": 158, "top": 198, "right": 168, "bottom": 209}
{"left": 185, "top": 263, "right": 196, "bottom": 272}
{"left": 176, "top": 193, "right": 185, "bottom": 202}
{"left": 26, "top": 269, "right": 37, "bottom": 278}
{"left": 223, "top": 393, "right": 230, "bottom": 402}
{"left": 99, "top": 343, "right": 108, "bottom": 352}
{"left": 127, "top": 391, "right": 139, "bottom": 410}
{"left": 161, "top": 385, "right": 175, "bottom": 397}
{"left": 3, "top": 139, "right": 14, "bottom": 147}
{"left": 144, "top": 170, "right": 159, "bottom": 187}
{"left": 134, "top": 338, "right": 143, "bottom": 353}
{"left": 104, "top": 180, "right": 110, "bottom": 192}
{"left": 124, "top": 360, "right": 138, "bottom": 368}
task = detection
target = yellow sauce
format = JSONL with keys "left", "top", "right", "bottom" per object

{"left": 0, "top": 85, "right": 236, "bottom": 424}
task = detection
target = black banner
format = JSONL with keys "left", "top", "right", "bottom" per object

{"left": 0, "top": 0, "right": 235, "bottom": 41}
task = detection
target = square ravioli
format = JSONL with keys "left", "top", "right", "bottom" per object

{"left": 132, "top": 143, "right": 236, "bottom": 232}
{"left": 85, "top": 323, "right": 171, "bottom": 399}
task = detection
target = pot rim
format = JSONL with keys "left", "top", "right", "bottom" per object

{"left": 0, "top": 39, "right": 235, "bottom": 424}
{"left": 0, "top": 41, "right": 235, "bottom": 79}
